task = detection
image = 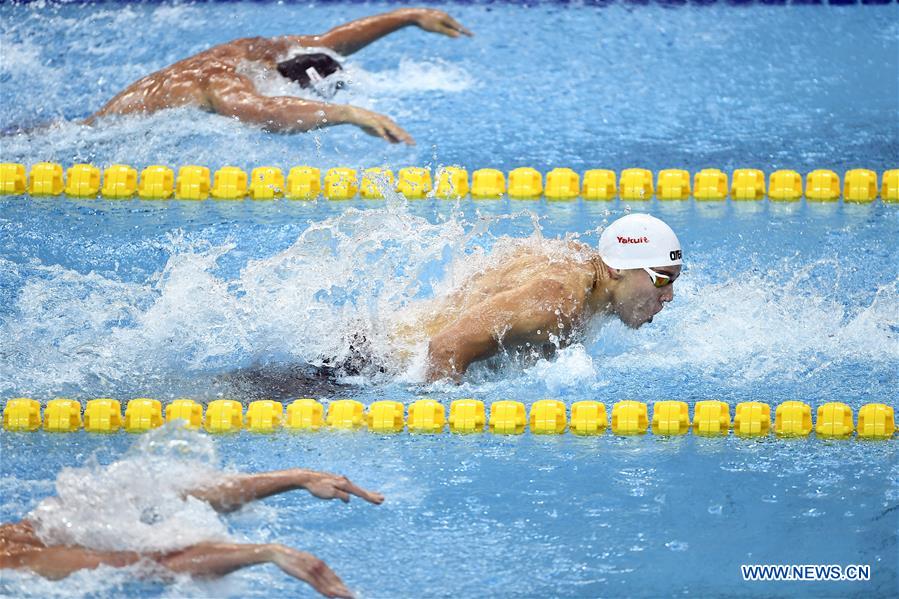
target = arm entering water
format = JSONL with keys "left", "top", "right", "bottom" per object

{"left": 426, "top": 278, "right": 584, "bottom": 383}
{"left": 206, "top": 73, "right": 414, "bottom": 143}
{"left": 186, "top": 468, "right": 384, "bottom": 513}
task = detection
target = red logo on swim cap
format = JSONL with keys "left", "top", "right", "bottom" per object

{"left": 617, "top": 236, "right": 649, "bottom": 244}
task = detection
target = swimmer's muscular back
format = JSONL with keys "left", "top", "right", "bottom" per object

{"left": 86, "top": 32, "right": 412, "bottom": 140}
{"left": 84, "top": 9, "right": 471, "bottom": 141}
{"left": 90, "top": 36, "right": 302, "bottom": 117}
{"left": 423, "top": 241, "right": 603, "bottom": 382}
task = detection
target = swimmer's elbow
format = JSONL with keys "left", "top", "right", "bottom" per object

{"left": 426, "top": 329, "right": 496, "bottom": 383}
{"left": 213, "top": 94, "right": 345, "bottom": 134}
{"left": 425, "top": 340, "right": 467, "bottom": 383}
{"left": 258, "top": 118, "right": 315, "bottom": 134}
{"left": 239, "top": 107, "right": 330, "bottom": 134}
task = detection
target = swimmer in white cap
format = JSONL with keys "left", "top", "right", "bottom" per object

{"left": 423, "top": 213, "right": 682, "bottom": 382}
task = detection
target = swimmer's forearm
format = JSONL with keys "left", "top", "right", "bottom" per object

{"left": 187, "top": 468, "right": 384, "bottom": 512}
{"left": 314, "top": 9, "right": 418, "bottom": 55}
{"left": 271, "top": 104, "right": 372, "bottom": 133}
{"left": 425, "top": 287, "right": 567, "bottom": 383}
{"left": 187, "top": 469, "right": 312, "bottom": 512}
{"left": 217, "top": 97, "right": 410, "bottom": 142}
{"left": 426, "top": 331, "right": 495, "bottom": 383}
{"left": 6, "top": 546, "right": 142, "bottom": 580}
{"left": 220, "top": 98, "right": 349, "bottom": 133}
{"left": 288, "top": 104, "right": 353, "bottom": 132}
{"left": 281, "top": 104, "right": 373, "bottom": 132}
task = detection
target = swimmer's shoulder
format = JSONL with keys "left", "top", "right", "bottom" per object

{"left": 210, "top": 36, "right": 293, "bottom": 63}
{"left": 0, "top": 520, "right": 44, "bottom": 550}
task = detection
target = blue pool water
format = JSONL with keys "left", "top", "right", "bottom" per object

{"left": 1, "top": 1, "right": 898, "bottom": 598}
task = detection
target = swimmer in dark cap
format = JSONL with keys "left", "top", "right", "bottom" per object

{"left": 0, "top": 467, "right": 383, "bottom": 597}
{"left": 85, "top": 8, "right": 472, "bottom": 143}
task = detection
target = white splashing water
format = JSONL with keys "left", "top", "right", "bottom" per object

{"left": 347, "top": 57, "right": 474, "bottom": 95}
{"left": 593, "top": 261, "right": 899, "bottom": 385}
{"left": 0, "top": 200, "right": 476, "bottom": 395}
{"left": 0, "top": 34, "right": 46, "bottom": 78}
{"left": 29, "top": 424, "right": 229, "bottom": 553}
{"left": 243, "top": 49, "right": 473, "bottom": 101}
{"left": 524, "top": 344, "right": 599, "bottom": 395}
{"left": 1, "top": 425, "right": 253, "bottom": 598}
{"left": 1, "top": 202, "right": 896, "bottom": 397}
{"left": 0, "top": 566, "right": 145, "bottom": 599}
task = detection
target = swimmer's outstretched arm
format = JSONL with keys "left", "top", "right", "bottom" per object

{"left": 206, "top": 73, "right": 413, "bottom": 143}
{"left": 160, "top": 542, "right": 353, "bottom": 598}
{"left": 3, "top": 537, "right": 352, "bottom": 596}
{"left": 0, "top": 545, "right": 143, "bottom": 581}
{"left": 186, "top": 468, "right": 384, "bottom": 513}
{"left": 310, "top": 8, "right": 473, "bottom": 56}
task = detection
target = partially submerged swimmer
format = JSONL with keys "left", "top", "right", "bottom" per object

{"left": 0, "top": 468, "right": 383, "bottom": 597}
{"left": 221, "top": 214, "right": 682, "bottom": 391}
{"left": 421, "top": 214, "right": 683, "bottom": 382}
{"left": 84, "top": 8, "right": 472, "bottom": 143}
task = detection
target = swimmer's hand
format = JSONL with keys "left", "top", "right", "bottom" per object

{"left": 407, "top": 8, "right": 473, "bottom": 38}
{"left": 344, "top": 105, "right": 414, "bottom": 145}
{"left": 270, "top": 546, "right": 355, "bottom": 598}
{"left": 300, "top": 470, "right": 385, "bottom": 505}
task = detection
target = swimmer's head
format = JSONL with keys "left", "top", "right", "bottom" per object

{"left": 276, "top": 53, "right": 345, "bottom": 97}
{"left": 597, "top": 214, "right": 682, "bottom": 328}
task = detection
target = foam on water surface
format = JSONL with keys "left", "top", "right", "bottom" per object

{"left": 29, "top": 425, "right": 229, "bottom": 553}
{"left": 0, "top": 426, "right": 261, "bottom": 599}
{"left": 0, "top": 3, "right": 897, "bottom": 596}
{"left": 2, "top": 3, "right": 896, "bottom": 169}
{"left": 1, "top": 198, "right": 895, "bottom": 403}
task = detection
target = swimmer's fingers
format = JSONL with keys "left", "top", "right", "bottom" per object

{"left": 358, "top": 123, "right": 384, "bottom": 140}
{"left": 337, "top": 478, "right": 385, "bottom": 505}
{"left": 348, "top": 106, "right": 414, "bottom": 144}
{"left": 303, "top": 474, "right": 383, "bottom": 505}
{"left": 441, "top": 16, "right": 474, "bottom": 38}
{"left": 414, "top": 10, "right": 473, "bottom": 38}
{"left": 380, "top": 118, "right": 415, "bottom": 145}
{"left": 282, "top": 549, "right": 354, "bottom": 598}
{"left": 305, "top": 478, "right": 348, "bottom": 501}
{"left": 430, "top": 21, "right": 465, "bottom": 39}
{"left": 312, "top": 566, "right": 352, "bottom": 599}
{"left": 357, "top": 122, "right": 394, "bottom": 143}
{"left": 319, "top": 567, "right": 354, "bottom": 599}
{"left": 367, "top": 115, "right": 414, "bottom": 145}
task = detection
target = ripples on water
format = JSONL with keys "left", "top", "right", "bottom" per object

{"left": 1, "top": 2, "right": 897, "bottom": 597}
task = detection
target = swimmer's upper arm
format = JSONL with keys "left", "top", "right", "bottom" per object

{"left": 266, "top": 35, "right": 319, "bottom": 54}
{"left": 308, "top": 11, "right": 417, "bottom": 56}
{"left": 205, "top": 74, "right": 342, "bottom": 132}
{"left": 425, "top": 278, "right": 581, "bottom": 382}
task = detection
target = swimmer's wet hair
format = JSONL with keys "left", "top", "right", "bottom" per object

{"left": 276, "top": 53, "right": 343, "bottom": 88}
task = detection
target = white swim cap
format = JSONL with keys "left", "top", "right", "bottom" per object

{"left": 597, "top": 214, "right": 682, "bottom": 270}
